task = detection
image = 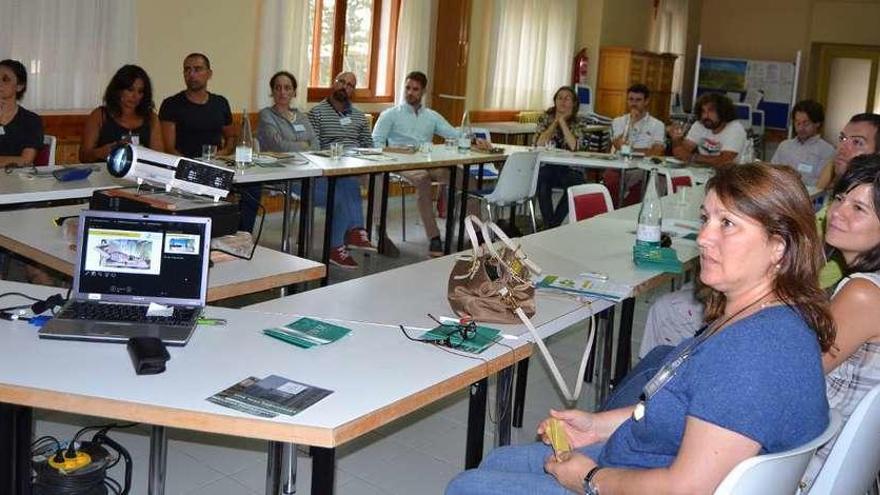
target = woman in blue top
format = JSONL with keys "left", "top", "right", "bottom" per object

{"left": 446, "top": 163, "right": 835, "bottom": 495}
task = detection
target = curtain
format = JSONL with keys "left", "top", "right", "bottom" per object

{"left": 256, "top": 0, "right": 312, "bottom": 111}
{"left": 0, "top": 0, "right": 136, "bottom": 111}
{"left": 484, "top": 0, "right": 577, "bottom": 110}
{"left": 649, "top": 0, "right": 688, "bottom": 98}
{"left": 393, "top": 0, "right": 434, "bottom": 103}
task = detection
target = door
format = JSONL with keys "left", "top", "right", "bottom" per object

{"left": 431, "top": 0, "right": 470, "bottom": 125}
{"left": 813, "top": 43, "right": 880, "bottom": 142}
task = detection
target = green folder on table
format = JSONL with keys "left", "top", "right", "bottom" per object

{"left": 263, "top": 317, "right": 351, "bottom": 349}
{"left": 419, "top": 325, "right": 502, "bottom": 354}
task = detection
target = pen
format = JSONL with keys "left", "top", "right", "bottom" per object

{"left": 198, "top": 317, "right": 227, "bottom": 326}
{"left": 579, "top": 271, "right": 609, "bottom": 281}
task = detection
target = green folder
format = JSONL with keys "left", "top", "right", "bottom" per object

{"left": 263, "top": 317, "right": 351, "bottom": 349}
{"left": 632, "top": 245, "right": 684, "bottom": 274}
{"left": 419, "top": 324, "right": 502, "bottom": 354}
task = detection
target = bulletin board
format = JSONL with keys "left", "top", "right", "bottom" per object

{"left": 696, "top": 55, "right": 797, "bottom": 130}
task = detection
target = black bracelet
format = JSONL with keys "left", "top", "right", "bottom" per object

{"left": 584, "top": 465, "right": 603, "bottom": 495}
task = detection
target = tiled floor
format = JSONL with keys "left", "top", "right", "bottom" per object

{"left": 32, "top": 193, "right": 666, "bottom": 494}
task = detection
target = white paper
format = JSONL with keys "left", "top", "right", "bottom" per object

{"left": 146, "top": 302, "right": 173, "bottom": 317}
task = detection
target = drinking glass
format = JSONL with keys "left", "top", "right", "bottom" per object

{"left": 201, "top": 144, "right": 218, "bottom": 161}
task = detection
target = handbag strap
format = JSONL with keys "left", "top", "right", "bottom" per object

{"left": 462, "top": 215, "right": 486, "bottom": 258}
{"left": 508, "top": 291, "right": 595, "bottom": 404}
{"left": 477, "top": 218, "right": 542, "bottom": 275}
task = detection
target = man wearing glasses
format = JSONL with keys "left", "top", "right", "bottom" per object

{"left": 816, "top": 113, "right": 880, "bottom": 192}
{"left": 307, "top": 72, "right": 377, "bottom": 268}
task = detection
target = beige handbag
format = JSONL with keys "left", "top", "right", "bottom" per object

{"left": 447, "top": 216, "right": 541, "bottom": 324}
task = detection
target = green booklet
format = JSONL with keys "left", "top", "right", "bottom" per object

{"left": 419, "top": 324, "right": 502, "bottom": 354}
{"left": 263, "top": 317, "right": 351, "bottom": 349}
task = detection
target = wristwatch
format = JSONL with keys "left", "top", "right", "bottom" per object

{"left": 584, "top": 466, "right": 602, "bottom": 495}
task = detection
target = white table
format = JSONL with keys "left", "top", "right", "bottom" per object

{"left": 0, "top": 280, "right": 528, "bottom": 495}
{"left": 0, "top": 204, "right": 326, "bottom": 302}
{"left": 0, "top": 165, "right": 125, "bottom": 205}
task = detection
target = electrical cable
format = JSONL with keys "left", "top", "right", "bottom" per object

{"left": 209, "top": 187, "right": 266, "bottom": 261}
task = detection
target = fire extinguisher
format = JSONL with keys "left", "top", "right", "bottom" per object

{"left": 572, "top": 48, "right": 589, "bottom": 86}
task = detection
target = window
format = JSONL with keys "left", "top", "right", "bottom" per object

{"left": 306, "top": 0, "right": 401, "bottom": 102}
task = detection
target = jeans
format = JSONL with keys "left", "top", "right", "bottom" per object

{"left": 536, "top": 165, "right": 585, "bottom": 228}
{"left": 291, "top": 177, "right": 364, "bottom": 248}
{"left": 445, "top": 442, "right": 605, "bottom": 495}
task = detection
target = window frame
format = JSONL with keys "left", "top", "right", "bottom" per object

{"left": 306, "top": 0, "right": 401, "bottom": 103}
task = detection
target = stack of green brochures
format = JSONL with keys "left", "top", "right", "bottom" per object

{"left": 537, "top": 274, "right": 632, "bottom": 302}
{"left": 263, "top": 317, "right": 351, "bottom": 349}
{"left": 420, "top": 325, "right": 501, "bottom": 354}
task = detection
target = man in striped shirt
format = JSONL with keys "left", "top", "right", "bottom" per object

{"left": 307, "top": 72, "right": 376, "bottom": 268}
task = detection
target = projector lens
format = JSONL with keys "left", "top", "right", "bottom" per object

{"left": 107, "top": 145, "right": 133, "bottom": 177}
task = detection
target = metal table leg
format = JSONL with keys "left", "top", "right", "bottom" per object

{"left": 297, "top": 178, "right": 312, "bottom": 259}
{"left": 595, "top": 306, "right": 615, "bottom": 407}
{"left": 457, "top": 164, "right": 472, "bottom": 252}
{"left": 282, "top": 442, "right": 298, "bottom": 494}
{"left": 618, "top": 169, "right": 627, "bottom": 208}
{"left": 148, "top": 425, "right": 168, "bottom": 495}
{"left": 495, "top": 365, "right": 514, "bottom": 446}
{"left": 266, "top": 441, "right": 283, "bottom": 495}
{"left": 311, "top": 447, "right": 336, "bottom": 494}
{"left": 281, "top": 180, "right": 292, "bottom": 254}
{"left": 0, "top": 404, "right": 32, "bottom": 495}
{"left": 613, "top": 297, "right": 636, "bottom": 385}
{"left": 444, "top": 166, "right": 458, "bottom": 255}
{"left": 512, "top": 357, "right": 529, "bottom": 428}
{"left": 465, "top": 378, "right": 489, "bottom": 469}
{"left": 365, "top": 173, "right": 376, "bottom": 241}
{"left": 320, "top": 177, "right": 337, "bottom": 287}
{"left": 378, "top": 172, "right": 390, "bottom": 254}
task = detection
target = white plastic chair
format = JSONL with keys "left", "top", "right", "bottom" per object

{"left": 34, "top": 134, "right": 56, "bottom": 166}
{"left": 566, "top": 183, "right": 613, "bottom": 223}
{"left": 465, "top": 151, "right": 540, "bottom": 232}
{"left": 656, "top": 169, "right": 695, "bottom": 196}
{"left": 713, "top": 410, "right": 841, "bottom": 495}
{"left": 805, "top": 383, "right": 880, "bottom": 495}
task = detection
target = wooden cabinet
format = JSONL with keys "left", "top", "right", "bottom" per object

{"left": 596, "top": 46, "right": 677, "bottom": 122}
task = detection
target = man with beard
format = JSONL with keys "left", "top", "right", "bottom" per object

{"left": 372, "top": 71, "right": 459, "bottom": 257}
{"left": 770, "top": 99, "right": 834, "bottom": 187}
{"left": 307, "top": 71, "right": 377, "bottom": 268}
{"left": 159, "top": 53, "right": 234, "bottom": 158}
{"left": 669, "top": 93, "right": 748, "bottom": 168}
{"left": 604, "top": 84, "right": 666, "bottom": 203}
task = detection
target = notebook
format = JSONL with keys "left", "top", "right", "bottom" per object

{"left": 39, "top": 210, "right": 211, "bottom": 346}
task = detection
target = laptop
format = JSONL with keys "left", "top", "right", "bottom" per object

{"left": 39, "top": 210, "right": 212, "bottom": 346}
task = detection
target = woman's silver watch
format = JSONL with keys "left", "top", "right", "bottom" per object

{"left": 584, "top": 466, "right": 602, "bottom": 495}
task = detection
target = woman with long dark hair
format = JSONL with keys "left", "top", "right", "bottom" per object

{"left": 0, "top": 59, "right": 43, "bottom": 165}
{"left": 79, "top": 64, "right": 163, "bottom": 162}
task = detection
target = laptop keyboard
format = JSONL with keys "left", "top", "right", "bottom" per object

{"left": 58, "top": 302, "right": 198, "bottom": 326}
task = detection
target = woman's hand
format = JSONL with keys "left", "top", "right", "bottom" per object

{"left": 544, "top": 451, "right": 596, "bottom": 493}
{"left": 538, "top": 409, "right": 603, "bottom": 449}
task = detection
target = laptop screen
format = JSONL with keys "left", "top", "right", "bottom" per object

{"left": 74, "top": 211, "right": 211, "bottom": 304}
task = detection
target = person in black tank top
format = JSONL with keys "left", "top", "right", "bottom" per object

{"left": 80, "top": 65, "right": 163, "bottom": 162}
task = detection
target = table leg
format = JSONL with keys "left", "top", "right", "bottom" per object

{"left": 595, "top": 306, "right": 615, "bottom": 407}
{"left": 148, "top": 425, "right": 168, "bottom": 495}
{"left": 444, "top": 166, "right": 458, "bottom": 255}
{"left": 365, "top": 173, "right": 376, "bottom": 242}
{"left": 281, "top": 180, "right": 292, "bottom": 254}
{"left": 512, "top": 357, "right": 529, "bottom": 428}
{"left": 495, "top": 365, "right": 514, "bottom": 446}
{"left": 613, "top": 297, "right": 636, "bottom": 385}
{"left": 265, "top": 441, "right": 283, "bottom": 495}
{"left": 297, "top": 178, "right": 312, "bottom": 259}
{"left": 617, "top": 169, "right": 627, "bottom": 208}
{"left": 282, "top": 442, "right": 298, "bottom": 495}
{"left": 378, "top": 172, "right": 390, "bottom": 254}
{"left": 465, "top": 378, "right": 488, "bottom": 469}
{"left": 457, "top": 164, "right": 472, "bottom": 252}
{"left": 320, "top": 177, "right": 337, "bottom": 287}
{"left": 477, "top": 164, "right": 485, "bottom": 191}
{"left": 0, "top": 404, "right": 32, "bottom": 495}
{"left": 311, "top": 447, "right": 336, "bottom": 495}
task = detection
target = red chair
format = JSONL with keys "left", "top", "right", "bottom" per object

{"left": 33, "top": 135, "right": 56, "bottom": 166}
{"left": 567, "top": 183, "right": 614, "bottom": 223}
{"left": 658, "top": 169, "right": 695, "bottom": 196}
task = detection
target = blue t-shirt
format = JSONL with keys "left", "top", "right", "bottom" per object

{"left": 598, "top": 305, "right": 828, "bottom": 469}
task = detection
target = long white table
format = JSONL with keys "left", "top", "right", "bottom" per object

{"left": 0, "top": 279, "right": 530, "bottom": 494}
{"left": 0, "top": 204, "right": 326, "bottom": 302}
{"left": 0, "top": 165, "right": 126, "bottom": 205}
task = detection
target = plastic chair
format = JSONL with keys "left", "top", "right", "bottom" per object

{"left": 466, "top": 151, "right": 540, "bottom": 232}
{"left": 566, "top": 183, "right": 613, "bottom": 223}
{"left": 34, "top": 134, "right": 56, "bottom": 166}
{"left": 805, "top": 383, "right": 880, "bottom": 495}
{"left": 656, "top": 169, "right": 695, "bottom": 196}
{"left": 713, "top": 410, "right": 841, "bottom": 495}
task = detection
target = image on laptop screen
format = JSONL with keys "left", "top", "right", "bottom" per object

{"left": 75, "top": 212, "right": 210, "bottom": 303}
